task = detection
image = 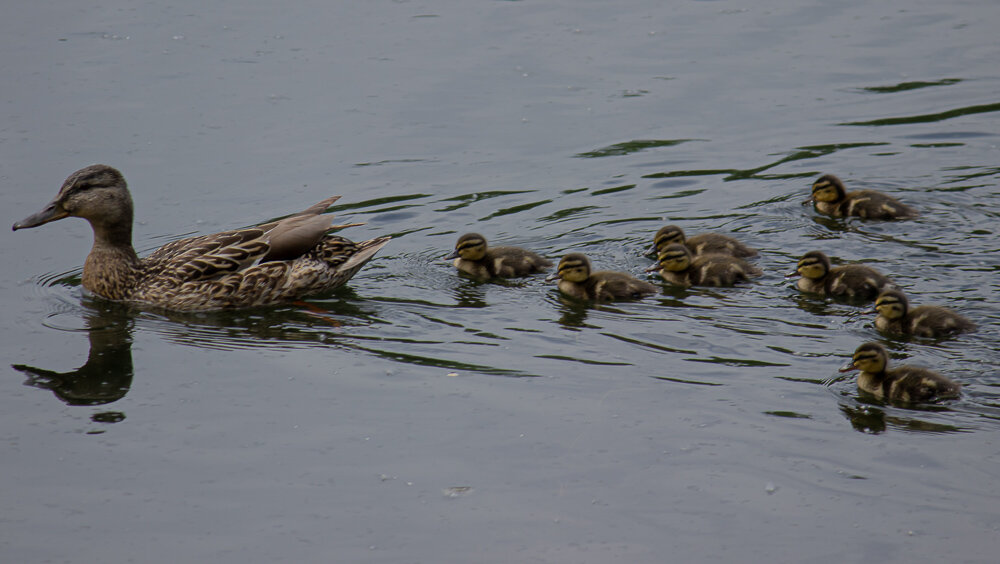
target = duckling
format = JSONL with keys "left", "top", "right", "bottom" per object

{"left": 445, "top": 233, "right": 552, "bottom": 279}
{"left": 873, "top": 289, "right": 976, "bottom": 338}
{"left": 12, "top": 164, "right": 390, "bottom": 311}
{"left": 805, "top": 174, "right": 918, "bottom": 219}
{"left": 648, "top": 225, "right": 758, "bottom": 259}
{"left": 647, "top": 243, "right": 762, "bottom": 288}
{"left": 547, "top": 253, "right": 657, "bottom": 301}
{"left": 788, "top": 251, "right": 894, "bottom": 299}
{"left": 840, "top": 342, "right": 961, "bottom": 403}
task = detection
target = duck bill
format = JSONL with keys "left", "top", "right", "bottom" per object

{"left": 801, "top": 196, "right": 814, "bottom": 206}
{"left": 444, "top": 249, "right": 460, "bottom": 260}
{"left": 644, "top": 263, "right": 662, "bottom": 273}
{"left": 838, "top": 363, "right": 858, "bottom": 373}
{"left": 784, "top": 270, "right": 800, "bottom": 279}
{"left": 12, "top": 200, "right": 68, "bottom": 231}
{"left": 545, "top": 272, "right": 561, "bottom": 282}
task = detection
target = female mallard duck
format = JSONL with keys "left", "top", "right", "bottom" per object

{"left": 12, "top": 164, "right": 391, "bottom": 312}
{"left": 547, "top": 253, "right": 657, "bottom": 301}
{"left": 840, "top": 342, "right": 961, "bottom": 403}
{"left": 788, "top": 251, "right": 894, "bottom": 299}
{"left": 647, "top": 243, "right": 761, "bottom": 288}
{"left": 873, "top": 289, "right": 976, "bottom": 338}
{"left": 805, "top": 174, "right": 918, "bottom": 219}
{"left": 648, "top": 224, "right": 757, "bottom": 259}
{"left": 445, "top": 233, "right": 552, "bottom": 279}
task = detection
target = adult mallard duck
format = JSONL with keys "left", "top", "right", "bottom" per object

{"left": 873, "top": 288, "right": 976, "bottom": 338}
{"left": 547, "top": 253, "right": 657, "bottom": 302}
{"left": 647, "top": 243, "right": 761, "bottom": 288}
{"left": 445, "top": 233, "right": 552, "bottom": 279}
{"left": 648, "top": 224, "right": 757, "bottom": 259}
{"left": 840, "top": 342, "right": 961, "bottom": 403}
{"left": 805, "top": 174, "right": 918, "bottom": 219}
{"left": 12, "top": 164, "right": 390, "bottom": 311}
{"left": 788, "top": 251, "right": 894, "bottom": 300}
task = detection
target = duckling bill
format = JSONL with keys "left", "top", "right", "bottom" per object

{"left": 805, "top": 174, "right": 918, "bottom": 219}
{"left": 647, "top": 243, "right": 761, "bottom": 288}
{"left": 873, "top": 289, "right": 976, "bottom": 339}
{"left": 788, "top": 251, "right": 894, "bottom": 300}
{"left": 648, "top": 224, "right": 757, "bottom": 259}
{"left": 548, "top": 253, "right": 657, "bottom": 302}
{"left": 13, "top": 164, "right": 390, "bottom": 311}
{"left": 840, "top": 342, "right": 960, "bottom": 403}
{"left": 446, "top": 233, "right": 552, "bottom": 279}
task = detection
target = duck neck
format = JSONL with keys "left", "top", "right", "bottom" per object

{"left": 82, "top": 219, "right": 142, "bottom": 301}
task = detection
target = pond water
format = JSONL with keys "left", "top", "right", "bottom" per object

{"left": 2, "top": 0, "right": 999, "bottom": 562}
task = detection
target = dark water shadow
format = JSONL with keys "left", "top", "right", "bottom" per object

{"left": 13, "top": 298, "right": 135, "bottom": 422}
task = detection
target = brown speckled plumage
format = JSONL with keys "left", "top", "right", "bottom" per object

{"left": 650, "top": 244, "right": 761, "bottom": 288}
{"left": 13, "top": 165, "right": 390, "bottom": 311}
{"left": 807, "top": 174, "right": 918, "bottom": 219}
{"left": 841, "top": 342, "right": 961, "bottom": 403}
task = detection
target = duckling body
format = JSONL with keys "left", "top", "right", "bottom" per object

{"left": 874, "top": 289, "right": 976, "bottom": 338}
{"left": 12, "top": 165, "right": 390, "bottom": 312}
{"left": 649, "top": 244, "right": 761, "bottom": 288}
{"left": 790, "top": 251, "right": 894, "bottom": 299}
{"left": 446, "top": 233, "right": 552, "bottom": 279}
{"left": 841, "top": 342, "right": 960, "bottom": 403}
{"left": 549, "top": 253, "right": 657, "bottom": 302}
{"left": 649, "top": 225, "right": 757, "bottom": 259}
{"left": 808, "top": 174, "right": 918, "bottom": 219}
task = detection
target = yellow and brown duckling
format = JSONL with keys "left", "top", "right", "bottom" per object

{"left": 840, "top": 342, "right": 961, "bottom": 403}
{"left": 548, "top": 253, "right": 657, "bottom": 302}
{"left": 12, "top": 164, "right": 390, "bottom": 312}
{"left": 647, "top": 243, "right": 762, "bottom": 288}
{"left": 648, "top": 224, "right": 758, "bottom": 259}
{"left": 873, "top": 289, "right": 976, "bottom": 338}
{"left": 805, "top": 174, "right": 918, "bottom": 219}
{"left": 446, "top": 233, "right": 552, "bottom": 279}
{"left": 788, "top": 251, "right": 894, "bottom": 299}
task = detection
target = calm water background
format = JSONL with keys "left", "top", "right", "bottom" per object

{"left": 2, "top": 0, "right": 999, "bottom": 562}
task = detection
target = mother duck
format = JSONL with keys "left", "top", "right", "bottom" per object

{"left": 13, "top": 165, "right": 390, "bottom": 311}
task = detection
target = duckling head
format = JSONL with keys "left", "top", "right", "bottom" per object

{"left": 789, "top": 251, "right": 831, "bottom": 280}
{"left": 445, "top": 233, "right": 488, "bottom": 261}
{"left": 874, "top": 289, "right": 910, "bottom": 320}
{"left": 840, "top": 342, "right": 888, "bottom": 375}
{"left": 13, "top": 165, "right": 133, "bottom": 235}
{"left": 652, "top": 225, "right": 685, "bottom": 255}
{"left": 549, "top": 253, "right": 591, "bottom": 283}
{"left": 805, "top": 174, "right": 846, "bottom": 205}
{"left": 654, "top": 243, "right": 692, "bottom": 273}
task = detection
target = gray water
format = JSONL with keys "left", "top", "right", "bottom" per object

{"left": 2, "top": 1, "right": 999, "bottom": 562}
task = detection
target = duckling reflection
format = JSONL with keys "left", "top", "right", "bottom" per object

{"left": 647, "top": 225, "right": 757, "bottom": 259}
{"left": 873, "top": 289, "right": 976, "bottom": 339}
{"left": 838, "top": 404, "right": 962, "bottom": 434}
{"left": 446, "top": 233, "right": 552, "bottom": 279}
{"left": 13, "top": 302, "right": 133, "bottom": 406}
{"left": 804, "top": 174, "right": 918, "bottom": 219}
{"left": 840, "top": 342, "right": 961, "bottom": 404}
{"left": 647, "top": 244, "right": 761, "bottom": 288}
{"left": 788, "top": 251, "right": 894, "bottom": 300}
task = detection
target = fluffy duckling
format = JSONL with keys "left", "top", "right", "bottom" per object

{"left": 548, "top": 253, "right": 657, "bottom": 302}
{"left": 805, "top": 174, "right": 918, "bottom": 219}
{"left": 873, "top": 289, "right": 976, "bottom": 338}
{"left": 788, "top": 251, "right": 894, "bottom": 299}
{"left": 840, "top": 342, "right": 961, "bottom": 403}
{"left": 648, "top": 225, "right": 758, "bottom": 259}
{"left": 647, "top": 243, "right": 761, "bottom": 288}
{"left": 446, "top": 233, "right": 552, "bottom": 279}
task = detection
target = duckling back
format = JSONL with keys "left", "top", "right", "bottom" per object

{"left": 685, "top": 233, "right": 758, "bottom": 258}
{"left": 576, "top": 271, "right": 658, "bottom": 302}
{"left": 867, "top": 365, "right": 962, "bottom": 403}
{"left": 825, "top": 265, "right": 894, "bottom": 299}
{"left": 482, "top": 246, "right": 553, "bottom": 278}
{"left": 687, "top": 254, "right": 762, "bottom": 287}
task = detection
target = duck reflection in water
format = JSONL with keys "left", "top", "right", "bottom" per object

{"left": 13, "top": 300, "right": 134, "bottom": 408}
